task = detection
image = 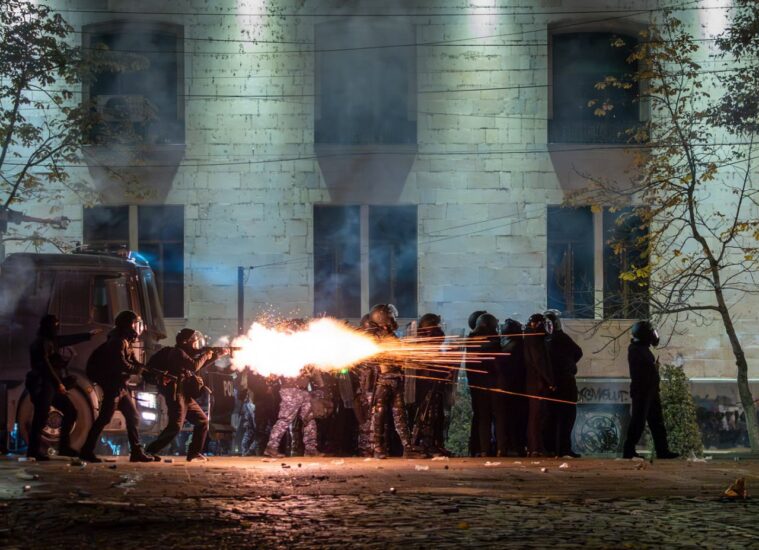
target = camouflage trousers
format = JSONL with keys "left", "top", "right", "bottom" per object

{"left": 266, "top": 388, "right": 317, "bottom": 455}
{"left": 356, "top": 393, "right": 373, "bottom": 456}
{"left": 371, "top": 375, "right": 410, "bottom": 453}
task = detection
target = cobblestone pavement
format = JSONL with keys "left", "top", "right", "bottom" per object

{"left": 1, "top": 456, "right": 758, "bottom": 548}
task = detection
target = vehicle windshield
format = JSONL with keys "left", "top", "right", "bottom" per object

{"left": 92, "top": 274, "right": 131, "bottom": 325}
{"left": 139, "top": 268, "right": 166, "bottom": 338}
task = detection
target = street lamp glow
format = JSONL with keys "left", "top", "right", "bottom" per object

{"left": 700, "top": 0, "right": 731, "bottom": 37}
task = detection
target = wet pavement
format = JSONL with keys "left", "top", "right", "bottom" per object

{"left": 1, "top": 456, "right": 758, "bottom": 548}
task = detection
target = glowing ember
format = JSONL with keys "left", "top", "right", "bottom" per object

{"left": 229, "top": 318, "right": 381, "bottom": 377}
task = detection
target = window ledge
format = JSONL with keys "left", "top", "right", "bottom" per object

{"left": 314, "top": 143, "right": 418, "bottom": 154}
{"left": 82, "top": 144, "right": 186, "bottom": 202}
{"left": 315, "top": 143, "right": 418, "bottom": 203}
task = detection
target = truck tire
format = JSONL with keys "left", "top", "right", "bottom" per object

{"left": 16, "top": 385, "right": 95, "bottom": 454}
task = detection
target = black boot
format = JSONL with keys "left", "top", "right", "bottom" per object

{"left": 129, "top": 445, "right": 155, "bottom": 463}
{"left": 79, "top": 451, "right": 102, "bottom": 463}
{"left": 657, "top": 450, "right": 680, "bottom": 459}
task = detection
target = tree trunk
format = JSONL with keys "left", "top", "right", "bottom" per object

{"left": 734, "top": 348, "right": 759, "bottom": 453}
{"left": 719, "top": 306, "right": 759, "bottom": 453}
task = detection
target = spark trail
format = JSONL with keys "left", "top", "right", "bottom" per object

{"left": 227, "top": 318, "right": 504, "bottom": 377}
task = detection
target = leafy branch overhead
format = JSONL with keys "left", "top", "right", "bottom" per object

{"left": 0, "top": 0, "right": 148, "bottom": 248}
{"left": 570, "top": 2, "right": 759, "bottom": 452}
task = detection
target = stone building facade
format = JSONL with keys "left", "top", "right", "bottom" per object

{"left": 9, "top": 0, "right": 759, "bottom": 445}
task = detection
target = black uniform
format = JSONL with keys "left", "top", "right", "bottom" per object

{"left": 498, "top": 320, "right": 527, "bottom": 456}
{"left": 246, "top": 372, "right": 278, "bottom": 455}
{"left": 523, "top": 322, "right": 554, "bottom": 455}
{"left": 466, "top": 333, "right": 503, "bottom": 456}
{"left": 145, "top": 346, "right": 214, "bottom": 457}
{"left": 623, "top": 341, "right": 673, "bottom": 458}
{"left": 545, "top": 330, "right": 582, "bottom": 456}
{"left": 26, "top": 330, "right": 91, "bottom": 458}
{"left": 411, "top": 324, "right": 451, "bottom": 455}
{"left": 80, "top": 329, "right": 145, "bottom": 459}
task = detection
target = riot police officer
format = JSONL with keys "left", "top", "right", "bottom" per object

{"left": 145, "top": 329, "right": 227, "bottom": 461}
{"left": 367, "top": 304, "right": 413, "bottom": 459}
{"left": 622, "top": 321, "right": 679, "bottom": 459}
{"left": 353, "top": 314, "right": 378, "bottom": 457}
{"left": 467, "top": 313, "right": 504, "bottom": 457}
{"left": 466, "top": 310, "right": 488, "bottom": 456}
{"left": 523, "top": 313, "right": 555, "bottom": 457}
{"left": 499, "top": 318, "right": 527, "bottom": 456}
{"left": 79, "top": 310, "right": 155, "bottom": 463}
{"left": 544, "top": 309, "right": 582, "bottom": 458}
{"left": 263, "top": 365, "right": 321, "bottom": 458}
{"left": 411, "top": 313, "right": 452, "bottom": 456}
{"left": 238, "top": 374, "right": 257, "bottom": 456}
{"left": 25, "top": 315, "right": 97, "bottom": 460}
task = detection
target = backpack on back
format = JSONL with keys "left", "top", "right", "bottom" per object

{"left": 144, "top": 346, "right": 173, "bottom": 387}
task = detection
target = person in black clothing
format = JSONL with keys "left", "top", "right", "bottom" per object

{"left": 544, "top": 309, "right": 582, "bottom": 458}
{"left": 498, "top": 318, "right": 527, "bottom": 456}
{"left": 25, "top": 315, "right": 98, "bottom": 461}
{"left": 145, "top": 329, "right": 227, "bottom": 461}
{"left": 79, "top": 310, "right": 155, "bottom": 463}
{"left": 466, "top": 310, "right": 488, "bottom": 456}
{"left": 523, "top": 313, "right": 555, "bottom": 457}
{"left": 622, "top": 321, "right": 679, "bottom": 459}
{"left": 467, "top": 313, "right": 504, "bottom": 457}
{"left": 411, "top": 313, "right": 452, "bottom": 456}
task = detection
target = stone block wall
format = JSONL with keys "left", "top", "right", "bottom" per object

{"left": 8, "top": 0, "right": 759, "bottom": 382}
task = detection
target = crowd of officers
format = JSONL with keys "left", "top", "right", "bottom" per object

{"left": 24, "top": 305, "right": 678, "bottom": 462}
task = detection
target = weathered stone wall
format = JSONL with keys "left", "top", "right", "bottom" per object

{"left": 9, "top": 0, "right": 759, "bottom": 381}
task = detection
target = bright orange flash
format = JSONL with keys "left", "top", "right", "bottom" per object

{"left": 229, "top": 318, "right": 381, "bottom": 377}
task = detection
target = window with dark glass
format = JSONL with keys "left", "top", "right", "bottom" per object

{"left": 83, "top": 206, "right": 129, "bottom": 252}
{"left": 313, "top": 205, "right": 362, "bottom": 318}
{"left": 547, "top": 206, "right": 595, "bottom": 318}
{"left": 315, "top": 21, "right": 416, "bottom": 145}
{"left": 53, "top": 272, "right": 91, "bottom": 325}
{"left": 138, "top": 206, "right": 184, "bottom": 318}
{"left": 369, "top": 205, "right": 417, "bottom": 318}
{"left": 86, "top": 23, "right": 184, "bottom": 145}
{"left": 83, "top": 205, "right": 184, "bottom": 319}
{"left": 550, "top": 32, "right": 639, "bottom": 144}
{"left": 603, "top": 208, "right": 649, "bottom": 319}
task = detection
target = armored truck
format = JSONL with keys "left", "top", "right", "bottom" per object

{"left": 0, "top": 251, "right": 167, "bottom": 454}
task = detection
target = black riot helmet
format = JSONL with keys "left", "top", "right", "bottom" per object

{"left": 468, "top": 310, "right": 487, "bottom": 331}
{"left": 418, "top": 313, "right": 441, "bottom": 330}
{"left": 418, "top": 313, "right": 444, "bottom": 338}
{"left": 38, "top": 314, "right": 61, "bottom": 339}
{"left": 544, "top": 309, "right": 562, "bottom": 332}
{"left": 176, "top": 328, "right": 206, "bottom": 352}
{"left": 631, "top": 320, "right": 660, "bottom": 347}
{"left": 500, "top": 318, "right": 523, "bottom": 337}
{"left": 368, "top": 304, "right": 399, "bottom": 333}
{"left": 473, "top": 313, "right": 499, "bottom": 336}
{"left": 526, "top": 313, "right": 553, "bottom": 335}
{"left": 114, "top": 310, "right": 144, "bottom": 341}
